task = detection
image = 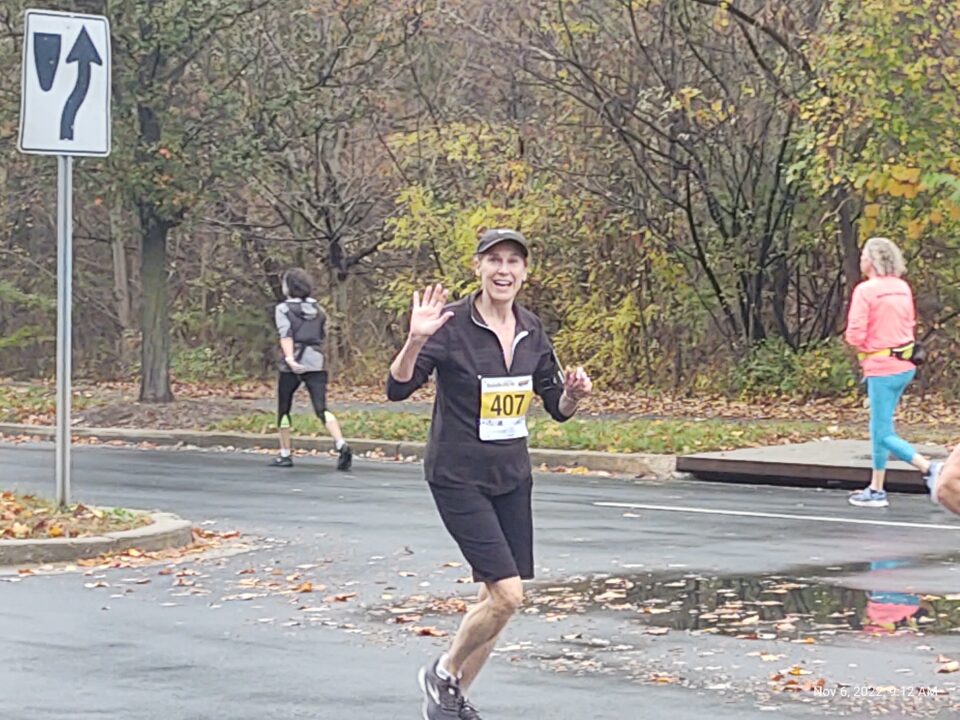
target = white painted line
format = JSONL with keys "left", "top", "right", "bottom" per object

{"left": 594, "top": 502, "right": 960, "bottom": 531}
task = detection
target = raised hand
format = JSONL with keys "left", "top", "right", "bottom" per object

{"left": 409, "top": 284, "right": 454, "bottom": 341}
{"left": 563, "top": 366, "right": 593, "bottom": 402}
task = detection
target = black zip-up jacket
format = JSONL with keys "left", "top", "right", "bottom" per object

{"left": 387, "top": 292, "right": 570, "bottom": 493}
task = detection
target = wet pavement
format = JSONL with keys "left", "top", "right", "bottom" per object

{"left": 2, "top": 441, "right": 960, "bottom": 718}
{"left": 521, "top": 556, "right": 960, "bottom": 637}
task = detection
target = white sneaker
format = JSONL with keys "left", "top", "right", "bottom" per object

{"left": 925, "top": 461, "right": 945, "bottom": 504}
{"left": 848, "top": 487, "right": 889, "bottom": 508}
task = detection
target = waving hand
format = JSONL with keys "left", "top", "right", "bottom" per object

{"left": 409, "top": 284, "right": 454, "bottom": 340}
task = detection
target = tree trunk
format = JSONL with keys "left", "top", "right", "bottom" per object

{"left": 836, "top": 188, "right": 862, "bottom": 312}
{"left": 326, "top": 235, "right": 351, "bottom": 378}
{"left": 327, "top": 264, "right": 350, "bottom": 378}
{"left": 139, "top": 205, "right": 174, "bottom": 403}
{"left": 110, "top": 206, "right": 135, "bottom": 369}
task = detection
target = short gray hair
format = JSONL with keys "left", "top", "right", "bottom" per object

{"left": 863, "top": 237, "right": 907, "bottom": 278}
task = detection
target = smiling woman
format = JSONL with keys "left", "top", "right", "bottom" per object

{"left": 473, "top": 228, "right": 529, "bottom": 309}
{"left": 387, "top": 228, "right": 595, "bottom": 720}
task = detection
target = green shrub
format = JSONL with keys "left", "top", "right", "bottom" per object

{"left": 170, "top": 346, "right": 248, "bottom": 383}
{"left": 730, "top": 337, "right": 857, "bottom": 398}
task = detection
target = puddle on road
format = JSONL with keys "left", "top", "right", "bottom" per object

{"left": 527, "top": 557, "right": 960, "bottom": 638}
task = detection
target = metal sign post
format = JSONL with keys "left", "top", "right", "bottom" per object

{"left": 55, "top": 155, "right": 73, "bottom": 506}
{"left": 18, "top": 9, "right": 111, "bottom": 506}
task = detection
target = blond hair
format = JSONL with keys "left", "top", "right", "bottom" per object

{"left": 863, "top": 237, "right": 907, "bottom": 278}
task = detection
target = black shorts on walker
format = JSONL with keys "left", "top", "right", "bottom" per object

{"left": 277, "top": 370, "right": 328, "bottom": 425}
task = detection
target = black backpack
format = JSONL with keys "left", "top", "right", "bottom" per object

{"left": 277, "top": 300, "right": 326, "bottom": 370}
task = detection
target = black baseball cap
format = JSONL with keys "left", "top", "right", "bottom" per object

{"left": 476, "top": 228, "right": 529, "bottom": 258}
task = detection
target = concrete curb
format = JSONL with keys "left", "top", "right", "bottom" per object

{"left": 0, "top": 423, "right": 676, "bottom": 479}
{"left": 0, "top": 511, "right": 194, "bottom": 566}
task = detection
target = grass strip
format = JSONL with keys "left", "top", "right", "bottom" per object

{"left": 213, "top": 410, "right": 859, "bottom": 455}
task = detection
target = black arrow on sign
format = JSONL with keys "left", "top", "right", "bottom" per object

{"left": 59, "top": 26, "right": 102, "bottom": 141}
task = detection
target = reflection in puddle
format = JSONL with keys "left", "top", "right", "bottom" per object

{"left": 527, "top": 559, "right": 960, "bottom": 638}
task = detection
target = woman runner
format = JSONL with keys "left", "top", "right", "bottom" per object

{"left": 387, "top": 229, "right": 593, "bottom": 719}
{"left": 844, "top": 237, "right": 937, "bottom": 507}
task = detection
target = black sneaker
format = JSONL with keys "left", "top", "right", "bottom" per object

{"left": 270, "top": 456, "right": 293, "bottom": 468}
{"left": 337, "top": 443, "right": 353, "bottom": 471}
{"left": 459, "top": 699, "right": 483, "bottom": 720}
{"left": 418, "top": 658, "right": 462, "bottom": 720}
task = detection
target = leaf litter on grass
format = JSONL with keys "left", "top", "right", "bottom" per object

{"left": 4, "top": 379, "right": 959, "bottom": 450}
{"left": 0, "top": 491, "right": 150, "bottom": 540}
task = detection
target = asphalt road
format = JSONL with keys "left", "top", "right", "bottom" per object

{"left": 3, "top": 441, "right": 960, "bottom": 719}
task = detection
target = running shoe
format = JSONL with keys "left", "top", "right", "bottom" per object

{"left": 270, "top": 456, "right": 293, "bottom": 468}
{"left": 848, "top": 488, "right": 889, "bottom": 508}
{"left": 459, "top": 699, "right": 483, "bottom": 719}
{"left": 418, "top": 658, "right": 463, "bottom": 720}
{"left": 337, "top": 443, "right": 353, "bottom": 471}
{"left": 924, "top": 461, "right": 945, "bottom": 504}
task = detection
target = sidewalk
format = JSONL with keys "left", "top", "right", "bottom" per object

{"left": 0, "top": 422, "right": 676, "bottom": 479}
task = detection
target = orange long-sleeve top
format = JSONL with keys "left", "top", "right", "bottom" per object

{"left": 844, "top": 276, "right": 916, "bottom": 378}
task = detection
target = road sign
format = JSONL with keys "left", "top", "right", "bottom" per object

{"left": 17, "top": 9, "right": 112, "bottom": 505}
{"left": 18, "top": 9, "right": 111, "bottom": 157}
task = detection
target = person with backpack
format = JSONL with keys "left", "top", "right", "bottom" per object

{"left": 271, "top": 268, "right": 352, "bottom": 471}
{"left": 844, "top": 237, "right": 937, "bottom": 507}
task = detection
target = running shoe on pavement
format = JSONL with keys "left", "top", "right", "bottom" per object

{"left": 337, "top": 443, "right": 353, "bottom": 471}
{"left": 925, "top": 461, "right": 945, "bottom": 504}
{"left": 848, "top": 487, "right": 889, "bottom": 508}
{"left": 459, "top": 699, "right": 483, "bottom": 719}
{"left": 418, "top": 658, "right": 463, "bottom": 720}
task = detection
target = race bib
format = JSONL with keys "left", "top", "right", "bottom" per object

{"left": 479, "top": 375, "right": 533, "bottom": 441}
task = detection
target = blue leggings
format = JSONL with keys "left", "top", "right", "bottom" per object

{"left": 867, "top": 370, "right": 917, "bottom": 471}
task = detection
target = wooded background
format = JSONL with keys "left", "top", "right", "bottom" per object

{"left": 1, "top": 0, "right": 958, "bottom": 401}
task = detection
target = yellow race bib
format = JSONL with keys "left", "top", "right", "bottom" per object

{"left": 479, "top": 375, "right": 533, "bottom": 441}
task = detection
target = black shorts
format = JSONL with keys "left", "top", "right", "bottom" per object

{"left": 429, "top": 477, "right": 534, "bottom": 584}
{"left": 277, "top": 371, "right": 328, "bottom": 425}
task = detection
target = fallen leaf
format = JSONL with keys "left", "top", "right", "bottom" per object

{"left": 412, "top": 626, "right": 448, "bottom": 637}
{"left": 649, "top": 672, "right": 680, "bottom": 684}
{"left": 392, "top": 614, "right": 422, "bottom": 624}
